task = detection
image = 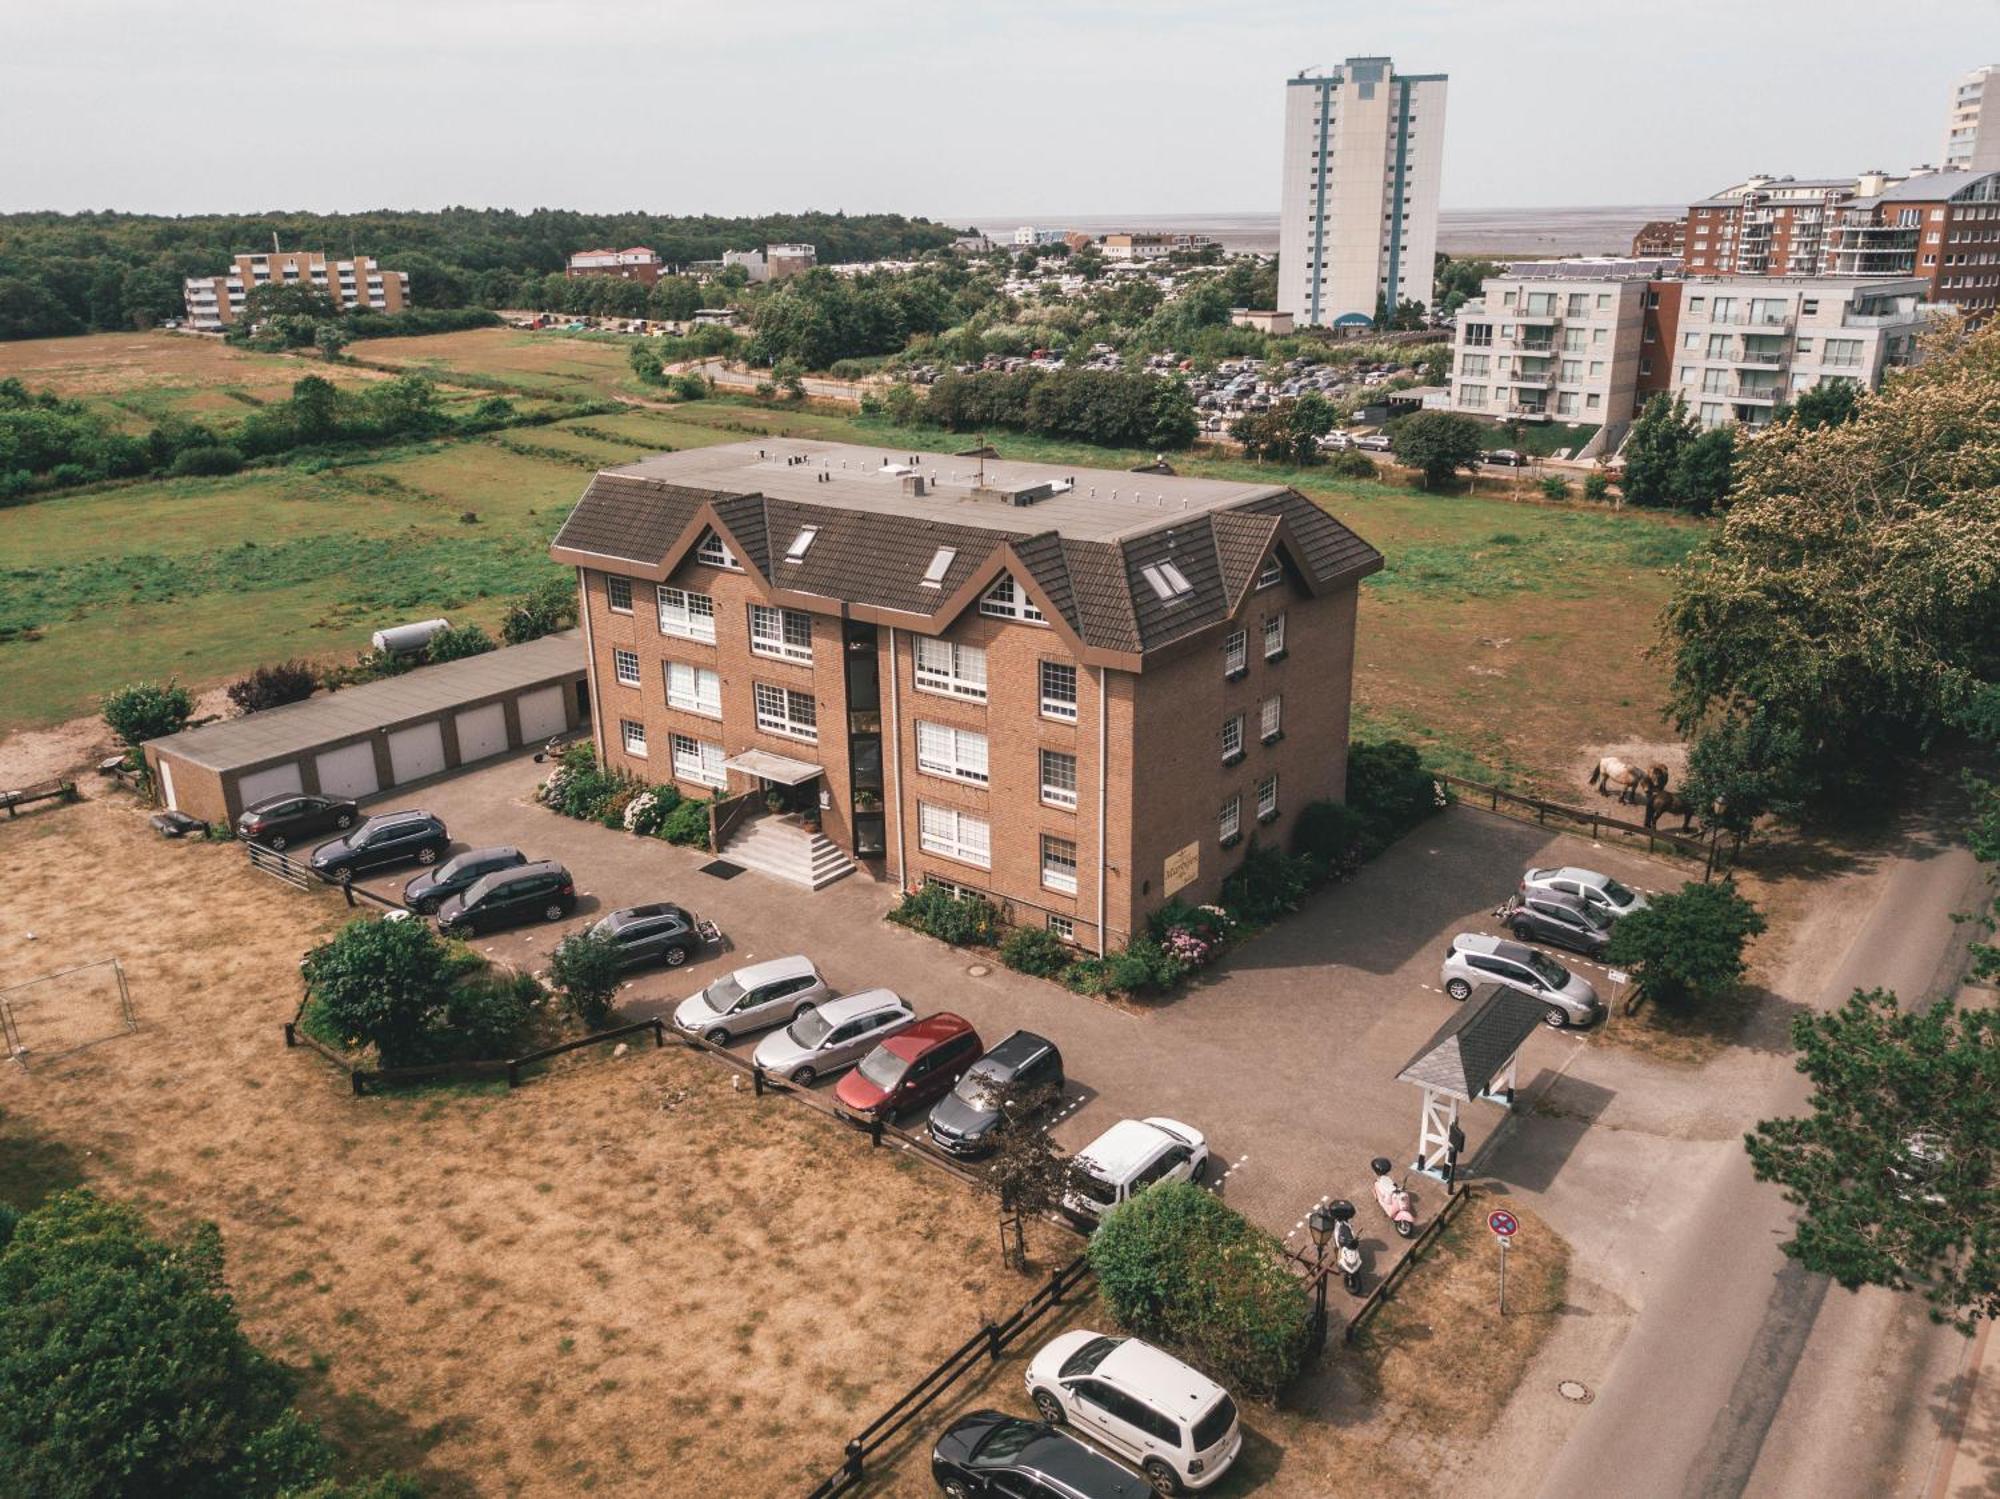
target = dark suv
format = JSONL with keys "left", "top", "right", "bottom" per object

{"left": 308, "top": 811, "right": 450, "bottom": 883}
{"left": 403, "top": 847, "right": 528, "bottom": 915}
{"left": 435, "top": 861, "right": 577, "bottom": 936}
{"left": 588, "top": 904, "right": 706, "bottom": 970}
{"left": 236, "top": 793, "right": 359, "bottom": 850}
{"left": 930, "top": 1410, "right": 1147, "bottom": 1498}
{"left": 927, "top": 1029, "right": 1064, "bottom": 1157}
{"left": 1499, "top": 890, "right": 1611, "bottom": 958}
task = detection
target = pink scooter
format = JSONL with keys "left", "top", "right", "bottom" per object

{"left": 1371, "top": 1157, "right": 1419, "bottom": 1238}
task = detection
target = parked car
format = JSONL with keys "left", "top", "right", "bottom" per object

{"left": 1317, "top": 431, "right": 1354, "bottom": 451}
{"left": 435, "top": 860, "right": 576, "bottom": 936}
{"left": 1520, "top": 865, "right": 1649, "bottom": 920}
{"left": 235, "top": 793, "right": 358, "bottom": 850}
{"left": 308, "top": 811, "right": 450, "bottom": 883}
{"left": 1497, "top": 890, "right": 1612, "bottom": 958}
{"left": 590, "top": 903, "right": 707, "bottom": 970}
{"left": 752, "top": 988, "right": 915, "bottom": 1086}
{"left": 1440, "top": 932, "right": 1602, "bottom": 1027}
{"left": 671, "top": 954, "right": 831, "bottom": 1045}
{"left": 835, "top": 1013, "right": 983, "bottom": 1122}
{"left": 1353, "top": 433, "right": 1393, "bottom": 452}
{"left": 1063, "top": 1118, "right": 1208, "bottom": 1226}
{"left": 1481, "top": 448, "right": 1529, "bottom": 467}
{"left": 931, "top": 1410, "right": 1149, "bottom": 1498}
{"left": 927, "top": 1029, "right": 1064, "bottom": 1157}
{"left": 403, "top": 846, "right": 527, "bottom": 914}
{"left": 1026, "top": 1331, "right": 1242, "bottom": 1493}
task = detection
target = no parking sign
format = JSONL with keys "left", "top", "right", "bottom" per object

{"left": 1488, "top": 1209, "right": 1519, "bottom": 1314}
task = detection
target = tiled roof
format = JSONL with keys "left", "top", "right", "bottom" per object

{"left": 1242, "top": 490, "right": 1383, "bottom": 587}
{"left": 1396, "top": 985, "right": 1550, "bottom": 1099}
{"left": 1211, "top": 509, "right": 1281, "bottom": 608}
{"left": 549, "top": 476, "right": 728, "bottom": 563}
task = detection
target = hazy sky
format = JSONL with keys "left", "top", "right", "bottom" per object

{"left": 3, "top": 0, "right": 1993, "bottom": 222}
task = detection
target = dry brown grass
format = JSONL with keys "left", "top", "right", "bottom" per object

{"left": 0, "top": 794, "right": 1075, "bottom": 1496}
{"left": 0, "top": 331, "right": 384, "bottom": 426}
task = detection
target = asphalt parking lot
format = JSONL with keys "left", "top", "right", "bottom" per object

{"left": 344, "top": 751, "right": 1681, "bottom": 1281}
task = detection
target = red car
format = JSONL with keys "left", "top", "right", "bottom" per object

{"left": 834, "top": 1013, "right": 983, "bottom": 1122}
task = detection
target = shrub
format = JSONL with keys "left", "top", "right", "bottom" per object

{"left": 443, "top": 970, "right": 545, "bottom": 1059}
{"left": 1219, "top": 844, "right": 1315, "bottom": 926}
{"left": 659, "top": 796, "right": 713, "bottom": 846}
{"left": 1000, "top": 925, "right": 1073, "bottom": 978}
{"left": 672, "top": 373, "right": 709, "bottom": 401}
{"left": 102, "top": 678, "right": 193, "bottom": 747}
{"left": 1605, "top": 880, "right": 1766, "bottom": 1008}
{"left": 1344, "top": 738, "right": 1445, "bottom": 857}
{"left": 302, "top": 917, "right": 479, "bottom": 1067}
{"left": 1326, "top": 448, "right": 1378, "bottom": 479}
{"left": 622, "top": 785, "right": 682, "bottom": 836}
{"left": 1539, "top": 474, "right": 1570, "bottom": 501}
{"left": 1065, "top": 937, "right": 1186, "bottom": 997}
{"left": 547, "top": 930, "right": 624, "bottom": 1028}
{"left": 423, "top": 622, "right": 496, "bottom": 663}
{"left": 889, "top": 884, "right": 1002, "bottom": 947}
{"left": 499, "top": 575, "right": 578, "bottom": 644}
{"left": 537, "top": 746, "right": 637, "bottom": 823}
{"left": 1583, "top": 471, "right": 1612, "bottom": 503}
{"left": 1291, "top": 799, "right": 1369, "bottom": 879}
{"left": 227, "top": 660, "right": 317, "bottom": 714}
{"left": 1089, "top": 1182, "right": 1308, "bottom": 1398}
{"left": 169, "top": 444, "right": 244, "bottom": 477}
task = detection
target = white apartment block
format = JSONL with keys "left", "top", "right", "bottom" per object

{"left": 1012, "top": 226, "right": 1067, "bottom": 246}
{"left": 181, "top": 251, "right": 407, "bottom": 331}
{"left": 1946, "top": 65, "right": 2000, "bottom": 173}
{"left": 1667, "top": 278, "right": 1933, "bottom": 429}
{"left": 1278, "top": 56, "right": 1447, "bottom": 328}
{"left": 1444, "top": 260, "right": 1664, "bottom": 431}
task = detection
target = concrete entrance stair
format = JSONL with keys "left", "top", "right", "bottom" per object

{"left": 721, "top": 817, "right": 856, "bottom": 891}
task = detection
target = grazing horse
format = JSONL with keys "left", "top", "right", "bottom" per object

{"left": 1645, "top": 786, "right": 1698, "bottom": 832}
{"left": 1588, "top": 756, "right": 1650, "bottom": 805}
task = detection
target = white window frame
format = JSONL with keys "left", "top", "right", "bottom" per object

{"left": 605, "top": 575, "right": 633, "bottom": 613}
{"left": 1261, "top": 696, "right": 1282, "bottom": 741}
{"left": 1040, "top": 748, "right": 1078, "bottom": 809}
{"left": 1221, "top": 714, "right": 1244, "bottom": 761}
{"left": 914, "top": 637, "right": 988, "bottom": 701}
{"left": 658, "top": 585, "right": 716, "bottom": 644}
{"left": 750, "top": 604, "right": 813, "bottom": 664}
{"left": 1256, "top": 558, "right": 1283, "bottom": 589}
{"left": 671, "top": 733, "right": 726, "bottom": 788}
{"left": 612, "top": 648, "right": 641, "bottom": 687}
{"left": 917, "top": 721, "right": 990, "bottom": 785}
{"left": 919, "top": 802, "right": 991, "bottom": 869}
{"left": 665, "top": 660, "right": 721, "bottom": 718}
{"left": 1257, "top": 773, "right": 1280, "bottom": 821}
{"left": 754, "top": 683, "right": 818, "bottom": 743}
{"left": 1041, "top": 834, "right": 1079, "bottom": 895}
{"left": 979, "top": 575, "right": 1047, "bottom": 623}
{"left": 620, "top": 718, "right": 648, "bottom": 757}
{"left": 1219, "top": 794, "right": 1241, "bottom": 843}
{"left": 696, "top": 532, "right": 740, "bottom": 569}
{"left": 1223, "top": 629, "right": 1248, "bottom": 676}
{"left": 1263, "top": 612, "right": 1286, "bottom": 658}
{"left": 1046, "top": 913, "right": 1076, "bottom": 943}
{"left": 1039, "top": 660, "right": 1079, "bottom": 722}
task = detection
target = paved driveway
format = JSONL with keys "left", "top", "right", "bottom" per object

{"left": 350, "top": 752, "right": 1680, "bottom": 1276}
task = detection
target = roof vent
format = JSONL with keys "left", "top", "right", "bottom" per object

{"left": 902, "top": 474, "right": 928, "bottom": 497}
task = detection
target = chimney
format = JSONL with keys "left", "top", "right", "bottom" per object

{"left": 901, "top": 474, "right": 928, "bottom": 497}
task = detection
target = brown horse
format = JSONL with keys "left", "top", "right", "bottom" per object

{"left": 1588, "top": 756, "right": 1653, "bottom": 805}
{"left": 1645, "top": 786, "right": 1698, "bottom": 831}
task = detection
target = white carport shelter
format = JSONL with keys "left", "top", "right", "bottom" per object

{"left": 143, "top": 632, "right": 588, "bottom": 826}
{"left": 1395, "top": 984, "right": 1548, "bottom": 1184}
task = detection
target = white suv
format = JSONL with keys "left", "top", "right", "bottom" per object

{"left": 1027, "top": 1331, "right": 1241, "bottom": 1493}
{"left": 1062, "top": 1118, "right": 1208, "bottom": 1225}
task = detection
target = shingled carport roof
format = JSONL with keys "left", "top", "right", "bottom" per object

{"left": 1395, "top": 985, "right": 1549, "bottom": 1100}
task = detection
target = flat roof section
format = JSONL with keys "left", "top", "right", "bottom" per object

{"left": 605, "top": 439, "right": 1287, "bottom": 545}
{"left": 147, "top": 631, "right": 585, "bottom": 773}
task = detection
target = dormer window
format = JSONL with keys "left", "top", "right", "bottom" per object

{"left": 978, "top": 574, "right": 1046, "bottom": 623}
{"left": 1257, "top": 557, "right": 1284, "bottom": 589}
{"left": 1140, "top": 561, "right": 1193, "bottom": 603}
{"left": 696, "top": 532, "right": 739, "bottom": 570}
{"left": 785, "top": 526, "right": 818, "bottom": 562}
{"left": 921, "top": 546, "right": 957, "bottom": 588}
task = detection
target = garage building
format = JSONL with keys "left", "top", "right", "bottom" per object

{"left": 143, "top": 632, "right": 588, "bottom": 826}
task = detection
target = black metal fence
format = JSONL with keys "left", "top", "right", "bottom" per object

{"left": 802, "top": 1253, "right": 1094, "bottom": 1498}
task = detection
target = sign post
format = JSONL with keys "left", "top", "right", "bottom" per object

{"left": 1488, "top": 1209, "right": 1519, "bottom": 1316}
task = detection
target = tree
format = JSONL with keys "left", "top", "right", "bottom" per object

{"left": 313, "top": 322, "right": 348, "bottom": 362}
{"left": 226, "top": 660, "right": 317, "bottom": 714}
{"left": 1788, "top": 378, "right": 1862, "bottom": 431}
{"left": 1619, "top": 392, "right": 1699, "bottom": 508}
{"left": 500, "top": 575, "right": 578, "bottom": 645}
{"left": 1681, "top": 708, "right": 1808, "bottom": 849}
{"left": 423, "top": 622, "right": 496, "bottom": 663}
{"left": 303, "top": 917, "right": 470, "bottom": 1066}
{"left": 1391, "top": 410, "right": 1484, "bottom": 488}
{"left": 1603, "top": 880, "right": 1765, "bottom": 1009}
{"left": 1286, "top": 391, "right": 1337, "bottom": 463}
{"left": 546, "top": 929, "right": 623, "bottom": 1028}
{"left": 241, "top": 282, "right": 340, "bottom": 327}
{"left": 0, "top": 1189, "right": 405, "bottom": 1497}
{"left": 1673, "top": 424, "right": 1736, "bottom": 515}
{"left": 979, "top": 1080, "right": 1076, "bottom": 1268}
{"left": 628, "top": 344, "right": 664, "bottom": 384}
{"left": 1746, "top": 991, "right": 1999, "bottom": 1330}
{"left": 102, "top": 679, "right": 193, "bottom": 748}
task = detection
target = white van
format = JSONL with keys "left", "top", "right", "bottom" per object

{"left": 1062, "top": 1117, "right": 1208, "bottom": 1224}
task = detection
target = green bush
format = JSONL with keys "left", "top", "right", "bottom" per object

{"left": 443, "top": 971, "right": 545, "bottom": 1059}
{"left": 547, "top": 930, "right": 624, "bottom": 1028}
{"left": 660, "top": 796, "right": 713, "bottom": 846}
{"left": 1219, "top": 844, "right": 1315, "bottom": 926}
{"left": 1063, "top": 937, "right": 1186, "bottom": 997}
{"left": 1089, "top": 1182, "right": 1308, "bottom": 1398}
{"left": 1325, "top": 448, "right": 1378, "bottom": 479}
{"left": 622, "top": 784, "right": 682, "bottom": 836}
{"left": 1290, "top": 798, "right": 1369, "bottom": 878}
{"left": 889, "top": 884, "right": 1002, "bottom": 947}
{"left": 1000, "top": 925, "right": 1074, "bottom": 978}
{"left": 226, "top": 660, "right": 317, "bottom": 714}
{"left": 1605, "top": 880, "right": 1766, "bottom": 1008}
{"left": 102, "top": 678, "right": 194, "bottom": 747}
{"left": 302, "top": 917, "right": 481, "bottom": 1066}
{"left": 499, "top": 575, "right": 578, "bottom": 644}
{"left": 1344, "top": 738, "right": 1444, "bottom": 857}
{"left": 423, "top": 622, "right": 496, "bottom": 663}
{"left": 169, "top": 444, "right": 244, "bottom": 477}
{"left": 1539, "top": 474, "right": 1571, "bottom": 501}
{"left": 672, "top": 372, "right": 709, "bottom": 401}
{"left": 1583, "top": 471, "right": 1612, "bottom": 503}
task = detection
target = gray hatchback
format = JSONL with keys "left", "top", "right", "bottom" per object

{"left": 1441, "top": 933, "right": 1602, "bottom": 1028}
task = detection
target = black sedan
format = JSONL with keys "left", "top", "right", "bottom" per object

{"left": 932, "top": 1411, "right": 1147, "bottom": 1499}
{"left": 1500, "top": 890, "right": 1612, "bottom": 958}
{"left": 235, "top": 793, "right": 358, "bottom": 850}
{"left": 403, "top": 846, "right": 528, "bottom": 915}
{"left": 308, "top": 811, "right": 450, "bottom": 883}
{"left": 588, "top": 904, "right": 707, "bottom": 970}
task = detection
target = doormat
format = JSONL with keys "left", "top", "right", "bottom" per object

{"left": 698, "top": 860, "right": 746, "bottom": 880}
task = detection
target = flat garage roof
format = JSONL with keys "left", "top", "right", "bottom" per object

{"left": 147, "top": 631, "right": 585, "bottom": 774}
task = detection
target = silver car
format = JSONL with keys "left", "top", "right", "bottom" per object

{"left": 751, "top": 988, "right": 915, "bottom": 1086}
{"left": 1520, "top": 866, "right": 1648, "bottom": 920}
{"left": 670, "top": 954, "right": 831, "bottom": 1045}
{"left": 1441, "top": 933, "right": 1602, "bottom": 1027}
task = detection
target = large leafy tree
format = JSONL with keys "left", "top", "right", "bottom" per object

{"left": 1603, "top": 880, "right": 1765, "bottom": 1008}
{"left": 1619, "top": 392, "right": 1699, "bottom": 508}
{"left": 302, "top": 916, "right": 473, "bottom": 1066}
{"left": 1746, "top": 991, "right": 1999, "bottom": 1331}
{"left": 1390, "top": 410, "right": 1484, "bottom": 488}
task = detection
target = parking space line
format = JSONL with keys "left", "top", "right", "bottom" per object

{"left": 1206, "top": 1153, "right": 1249, "bottom": 1191}
{"left": 1284, "top": 1193, "right": 1334, "bottom": 1246}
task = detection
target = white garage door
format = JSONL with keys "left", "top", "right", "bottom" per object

{"left": 387, "top": 723, "right": 447, "bottom": 785}
{"left": 235, "top": 761, "right": 303, "bottom": 808}
{"left": 315, "top": 742, "right": 380, "bottom": 801}
{"left": 455, "top": 702, "right": 509, "bottom": 763}
{"left": 159, "top": 759, "right": 179, "bottom": 812}
{"left": 515, "top": 685, "right": 568, "bottom": 744}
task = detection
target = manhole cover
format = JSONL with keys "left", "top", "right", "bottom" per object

{"left": 1557, "top": 1380, "right": 1593, "bottom": 1403}
{"left": 967, "top": 964, "right": 990, "bottom": 977}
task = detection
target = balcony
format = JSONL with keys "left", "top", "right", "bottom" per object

{"left": 1514, "top": 307, "right": 1560, "bottom": 324}
{"left": 1731, "top": 347, "right": 1786, "bottom": 366}
{"left": 1711, "top": 311, "right": 1793, "bottom": 329}
{"left": 1511, "top": 366, "right": 1556, "bottom": 387}
{"left": 1728, "top": 384, "right": 1781, "bottom": 403}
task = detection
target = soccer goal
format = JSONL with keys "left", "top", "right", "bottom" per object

{"left": 1, "top": 958, "right": 137, "bottom": 1067}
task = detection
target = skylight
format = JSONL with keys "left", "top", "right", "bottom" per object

{"left": 1141, "top": 561, "right": 1194, "bottom": 602}
{"left": 920, "top": 546, "right": 957, "bottom": 587}
{"left": 786, "top": 526, "right": 818, "bottom": 562}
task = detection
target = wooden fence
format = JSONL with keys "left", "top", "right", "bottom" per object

{"left": 1431, "top": 772, "right": 1724, "bottom": 876}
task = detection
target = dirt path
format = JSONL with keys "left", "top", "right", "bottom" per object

{"left": 0, "top": 684, "right": 235, "bottom": 789}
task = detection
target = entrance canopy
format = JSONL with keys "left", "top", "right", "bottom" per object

{"left": 722, "top": 749, "right": 823, "bottom": 785}
{"left": 1396, "top": 984, "right": 1546, "bottom": 1183}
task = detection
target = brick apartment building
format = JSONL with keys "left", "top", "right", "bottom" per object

{"left": 565, "top": 247, "right": 665, "bottom": 285}
{"left": 181, "top": 251, "right": 408, "bottom": 331}
{"left": 551, "top": 439, "right": 1382, "bottom": 950}
{"left": 1630, "top": 220, "right": 1685, "bottom": 258}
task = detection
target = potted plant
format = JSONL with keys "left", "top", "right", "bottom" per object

{"left": 764, "top": 789, "right": 787, "bottom": 815}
